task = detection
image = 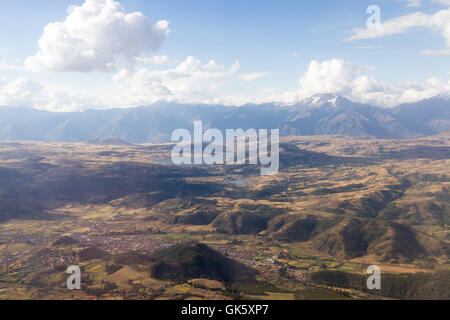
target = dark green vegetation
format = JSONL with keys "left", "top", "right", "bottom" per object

{"left": 150, "top": 243, "right": 257, "bottom": 283}
{"left": 310, "top": 270, "right": 450, "bottom": 300}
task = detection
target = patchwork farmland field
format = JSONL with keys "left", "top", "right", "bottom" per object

{"left": 0, "top": 133, "right": 449, "bottom": 300}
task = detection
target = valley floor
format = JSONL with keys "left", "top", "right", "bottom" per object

{"left": 0, "top": 133, "right": 449, "bottom": 300}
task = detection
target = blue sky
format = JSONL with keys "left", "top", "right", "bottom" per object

{"left": 0, "top": 0, "right": 449, "bottom": 111}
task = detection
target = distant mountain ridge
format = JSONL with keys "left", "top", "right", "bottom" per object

{"left": 88, "top": 138, "right": 134, "bottom": 146}
{"left": 0, "top": 94, "right": 449, "bottom": 143}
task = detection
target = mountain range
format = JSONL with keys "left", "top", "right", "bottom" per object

{"left": 0, "top": 94, "right": 449, "bottom": 143}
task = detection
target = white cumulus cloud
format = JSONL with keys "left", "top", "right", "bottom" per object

{"left": 0, "top": 77, "right": 101, "bottom": 111}
{"left": 135, "top": 55, "right": 178, "bottom": 66}
{"left": 262, "top": 59, "right": 450, "bottom": 107}
{"left": 108, "top": 56, "right": 241, "bottom": 106}
{"left": 25, "top": 0, "right": 169, "bottom": 72}
{"left": 4, "top": 58, "right": 449, "bottom": 110}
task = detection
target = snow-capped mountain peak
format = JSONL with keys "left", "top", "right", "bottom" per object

{"left": 298, "top": 94, "right": 352, "bottom": 109}
{"left": 435, "top": 92, "right": 450, "bottom": 101}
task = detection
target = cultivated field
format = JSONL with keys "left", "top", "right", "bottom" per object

{"left": 0, "top": 133, "right": 449, "bottom": 300}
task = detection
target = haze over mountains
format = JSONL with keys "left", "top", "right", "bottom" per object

{"left": 0, "top": 94, "right": 449, "bottom": 143}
